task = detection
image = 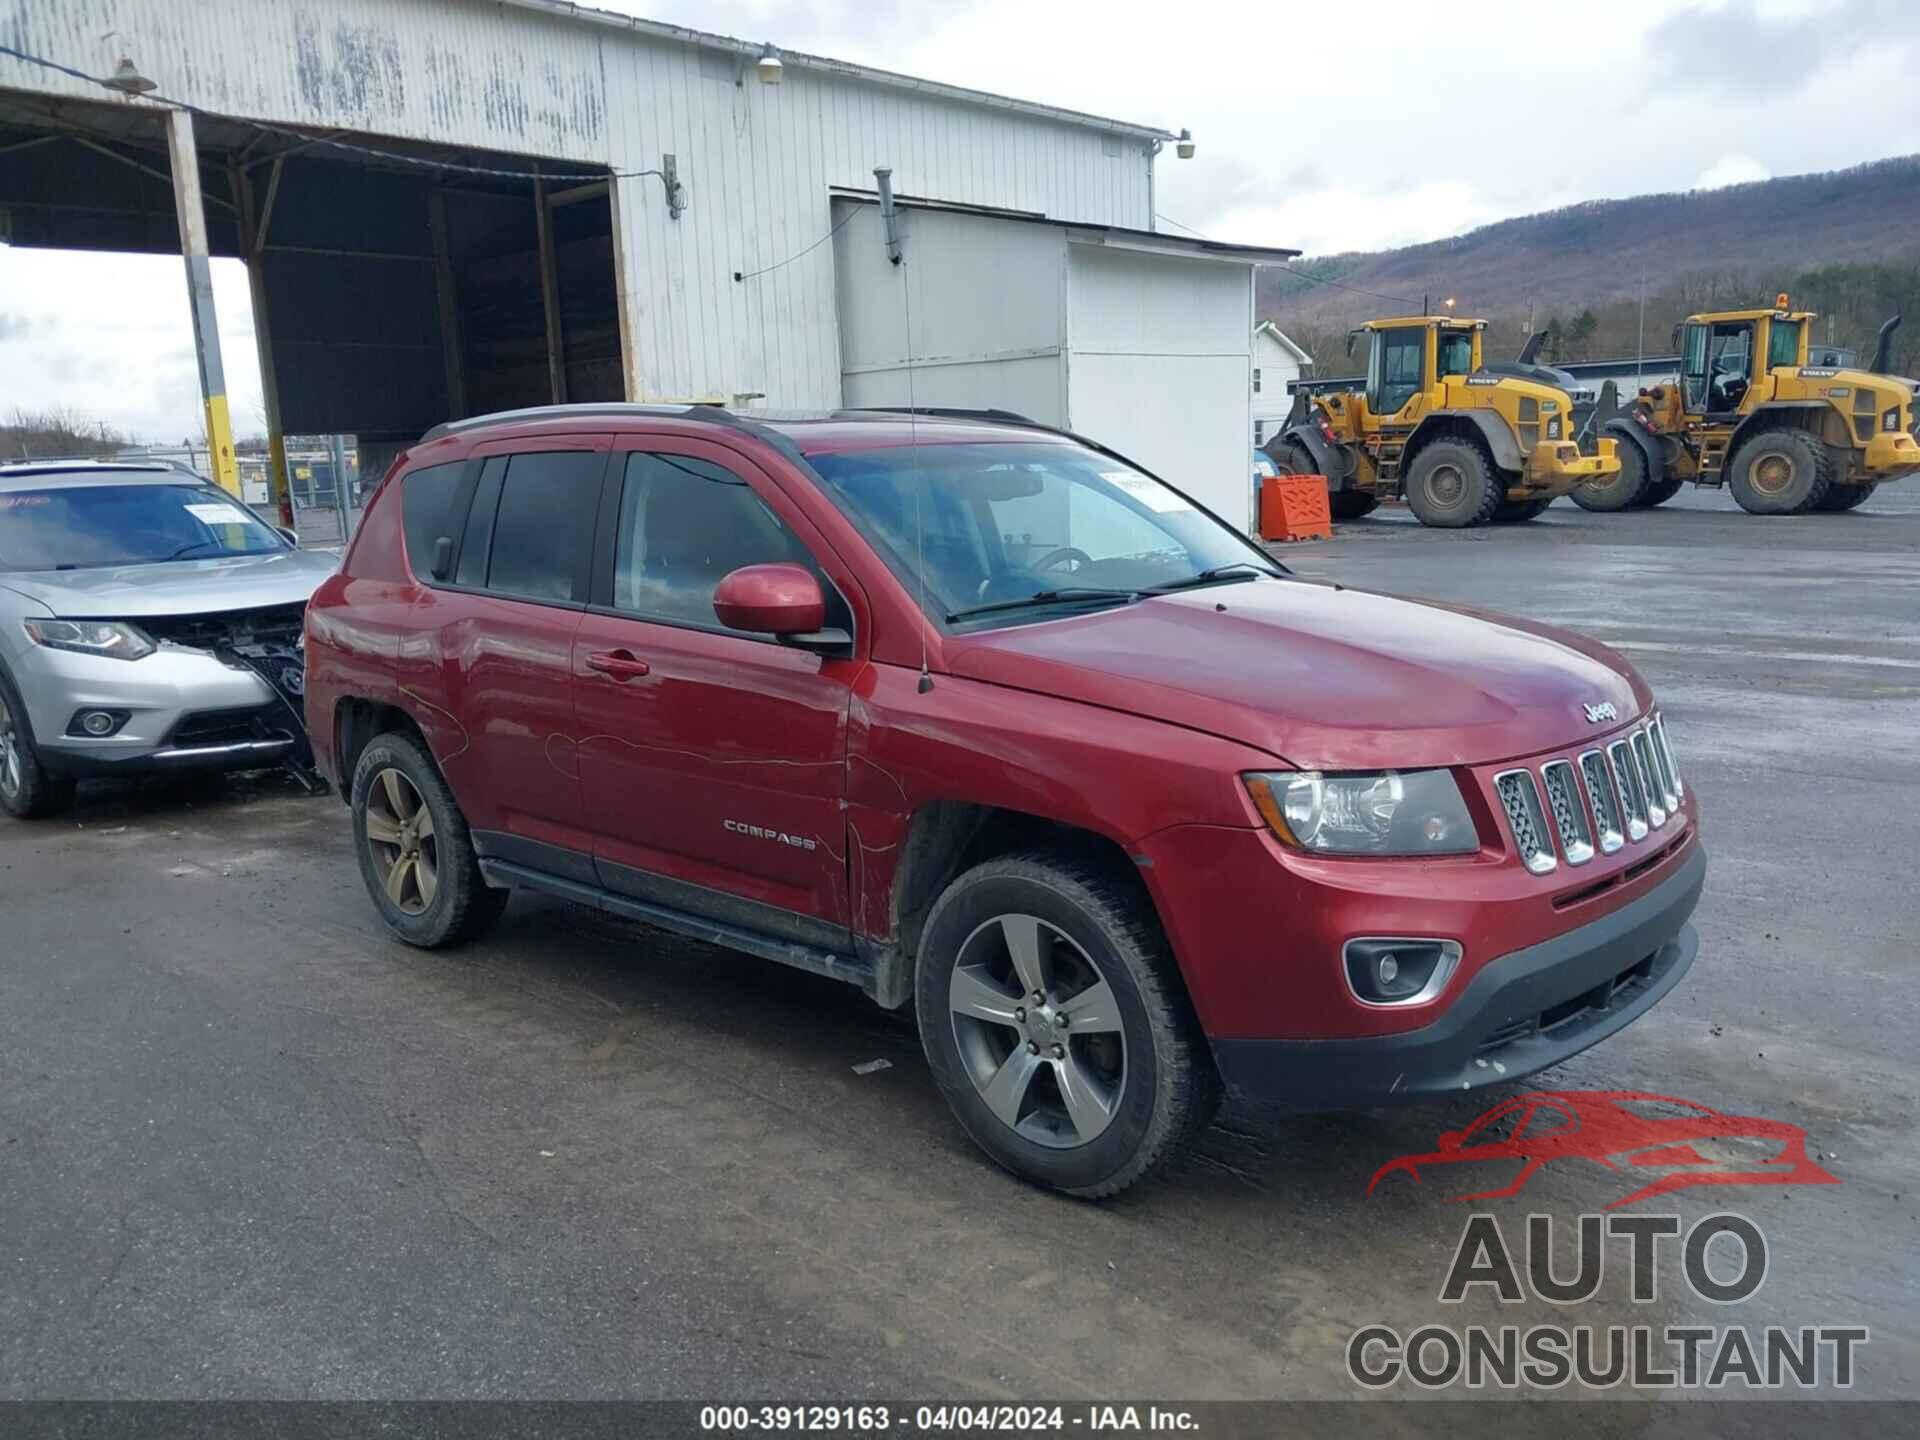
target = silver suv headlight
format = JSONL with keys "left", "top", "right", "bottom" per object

{"left": 1244, "top": 769, "right": 1479, "bottom": 855}
{"left": 22, "top": 618, "right": 156, "bottom": 661}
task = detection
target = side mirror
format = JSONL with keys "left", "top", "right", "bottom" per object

{"left": 276, "top": 526, "right": 300, "bottom": 548}
{"left": 714, "top": 562, "right": 828, "bottom": 636}
{"left": 430, "top": 535, "right": 454, "bottom": 581}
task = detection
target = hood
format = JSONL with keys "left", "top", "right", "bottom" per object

{"left": 0, "top": 548, "right": 338, "bottom": 618}
{"left": 944, "top": 579, "right": 1649, "bottom": 770}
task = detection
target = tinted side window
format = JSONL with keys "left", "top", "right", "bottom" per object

{"left": 483, "top": 451, "right": 603, "bottom": 604}
{"left": 400, "top": 461, "right": 465, "bottom": 578}
{"left": 612, "top": 452, "right": 821, "bottom": 633}
{"left": 454, "top": 456, "right": 506, "bottom": 588}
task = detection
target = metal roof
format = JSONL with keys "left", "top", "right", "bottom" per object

{"left": 501, "top": 0, "right": 1178, "bottom": 140}
{"left": 830, "top": 191, "right": 1302, "bottom": 262}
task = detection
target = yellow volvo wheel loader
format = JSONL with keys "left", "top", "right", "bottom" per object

{"left": 1265, "top": 316, "right": 1620, "bottom": 528}
{"left": 1571, "top": 299, "right": 1920, "bottom": 515}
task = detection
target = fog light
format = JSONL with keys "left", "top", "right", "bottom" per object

{"left": 1343, "top": 938, "right": 1461, "bottom": 1007}
{"left": 67, "top": 708, "right": 130, "bottom": 738}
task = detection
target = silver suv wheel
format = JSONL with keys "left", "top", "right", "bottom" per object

{"left": 0, "top": 692, "right": 21, "bottom": 803}
{"left": 948, "top": 913, "right": 1128, "bottom": 1148}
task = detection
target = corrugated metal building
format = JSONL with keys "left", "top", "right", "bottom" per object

{"left": 0, "top": 0, "right": 1293, "bottom": 523}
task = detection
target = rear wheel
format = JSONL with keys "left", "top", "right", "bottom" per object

{"left": 1634, "top": 475, "right": 1686, "bottom": 509}
{"left": 916, "top": 853, "right": 1219, "bottom": 1198}
{"left": 1813, "top": 482, "right": 1875, "bottom": 512}
{"left": 1270, "top": 440, "right": 1317, "bottom": 476}
{"left": 1404, "top": 440, "right": 1501, "bottom": 528}
{"left": 1570, "top": 439, "right": 1650, "bottom": 512}
{"left": 1330, "top": 490, "right": 1380, "bottom": 520}
{"left": 1727, "top": 429, "right": 1835, "bottom": 514}
{"left": 351, "top": 731, "right": 508, "bottom": 948}
{"left": 0, "top": 672, "right": 75, "bottom": 820}
{"left": 1492, "top": 497, "right": 1553, "bottom": 523}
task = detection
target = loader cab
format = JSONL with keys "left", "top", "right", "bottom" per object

{"left": 1362, "top": 319, "right": 1483, "bottom": 420}
{"left": 1680, "top": 308, "right": 1812, "bottom": 418}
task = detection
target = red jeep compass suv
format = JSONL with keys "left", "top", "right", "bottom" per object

{"left": 305, "top": 404, "right": 1703, "bottom": 1196}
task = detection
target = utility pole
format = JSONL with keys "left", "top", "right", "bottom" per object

{"left": 1636, "top": 273, "right": 1646, "bottom": 389}
{"left": 165, "top": 109, "right": 241, "bottom": 498}
{"left": 329, "top": 433, "right": 351, "bottom": 543}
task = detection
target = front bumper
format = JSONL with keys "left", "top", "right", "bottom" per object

{"left": 1211, "top": 843, "right": 1704, "bottom": 1109}
{"left": 1861, "top": 429, "right": 1920, "bottom": 480}
{"left": 1520, "top": 436, "right": 1618, "bottom": 492}
{"left": 13, "top": 642, "right": 298, "bottom": 777}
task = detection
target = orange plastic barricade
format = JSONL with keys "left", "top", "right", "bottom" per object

{"left": 1259, "top": 473, "right": 1333, "bottom": 542}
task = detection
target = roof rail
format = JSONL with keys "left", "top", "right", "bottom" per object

{"left": 419, "top": 402, "right": 706, "bottom": 442}
{"left": 838, "top": 406, "right": 1044, "bottom": 428}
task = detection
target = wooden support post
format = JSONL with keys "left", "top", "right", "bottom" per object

{"left": 166, "top": 109, "right": 240, "bottom": 496}
{"left": 427, "top": 189, "right": 467, "bottom": 420}
{"left": 534, "top": 177, "right": 568, "bottom": 403}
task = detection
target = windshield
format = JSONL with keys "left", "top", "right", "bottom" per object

{"left": 806, "top": 440, "right": 1278, "bottom": 625}
{"left": 0, "top": 480, "right": 287, "bottom": 572}
{"left": 1768, "top": 318, "right": 1803, "bottom": 369}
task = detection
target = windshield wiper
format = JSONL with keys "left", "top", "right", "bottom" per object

{"left": 165, "top": 539, "right": 227, "bottom": 561}
{"left": 1145, "top": 561, "right": 1282, "bottom": 594}
{"left": 946, "top": 587, "right": 1142, "bottom": 622}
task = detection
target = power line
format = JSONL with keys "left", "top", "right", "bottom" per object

{"left": 1155, "top": 212, "right": 1424, "bottom": 308}
{"left": 0, "top": 43, "right": 669, "bottom": 189}
{"left": 733, "top": 207, "right": 857, "bottom": 282}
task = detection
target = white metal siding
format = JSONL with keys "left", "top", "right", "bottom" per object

{"left": 1065, "top": 248, "right": 1255, "bottom": 529}
{"left": 832, "top": 203, "right": 1069, "bottom": 423}
{"left": 1251, "top": 330, "right": 1305, "bottom": 445}
{"left": 2, "top": 0, "right": 1153, "bottom": 410}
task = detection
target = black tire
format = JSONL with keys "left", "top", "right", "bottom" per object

{"left": 1269, "top": 439, "right": 1317, "bottom": 476}
{"left": 1726, "top": 428, "right": 1835, "bottom": 514}
{"left": 915, "top": 852, "right": 1220, "bottom": 1198}
{"left": 0, "top": 667, "right": 76, "bottom": 820}
{"left": 1403, "top": 440, "right": 1501, "bottom": 528}
{"left": 1330, "top": 490, "right": 1380, "bottom": 520}
{"left": 1634, "top": 476, "right": 1686, "bottom": 509}
{"left": 1813, "top": 482, "right": 1875, "bottom": 512}
{"left": 351, "top": 730, "right": 508, "bottom": 948}
{"left": 1570, "top": 439, "right": 1651, "bottom": 512}
{"left": 1492, "top": 497, "right": 1553, "bottom": 523}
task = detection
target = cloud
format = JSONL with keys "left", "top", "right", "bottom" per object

{"left": 1695, "top": 154, "right": 1772, "bottom": 189}
{"left": 1645, "top": 0, "right": 1920, "bottom": 92}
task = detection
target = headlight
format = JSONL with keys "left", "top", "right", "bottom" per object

{"left": 1244, "top": 769, "right": 1479, "bottom": 855}
{"left": 22, "top": 618, "right": 155, "bottom": 661}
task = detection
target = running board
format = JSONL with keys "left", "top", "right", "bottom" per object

{"left": 477, "top": 858, "right": 872, "bottom": 990}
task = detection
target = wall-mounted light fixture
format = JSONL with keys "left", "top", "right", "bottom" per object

{"left": 105, "top": 56, "right": 156, "bottom": 97}
{"left": 755, "top": 43, "right": 784, "bottom": 85}
{"left": 1175, "top": 128, "right": 1195, "bottom": 160}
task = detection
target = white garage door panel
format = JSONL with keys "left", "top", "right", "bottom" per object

{"left": 1068, "top": 353, "right": 1252, "bottom": 532}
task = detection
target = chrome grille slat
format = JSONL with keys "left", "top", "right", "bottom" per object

{"left": 1494, "top": 769, "right": 1556, "bottom": 874}
{"left": 1607, "top": 739, "right": 1650, "bottom": 841}
{"left": 1650, "top": 713, "right": 1683, "bottom": 803}
{"left": 1578, "top": 748, "right": 1625, "bottom": 854}
{"left": 1539, "top": 760, "right": 1594, "bottom": 865}
{"left": 1632, "top": 730, "right": 1667, "bottom": 828}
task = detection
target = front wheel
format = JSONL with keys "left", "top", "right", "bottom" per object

{"left": 1404, "top": 440, "right": 1500, "bottom": 528}
{"left": 916, "top": 854, "right": 1219, "bottom": 1197}
{"left": 1634, "top": 476, "right": 1686, "bottom": 508}
{"left": 1813, "top": 482, "right": 1875, "bottom": 512}
{"left": 0, "top": 671, "right": 75, "bottom": 820}
{"left": 1727, "top": 429, "right": 1835, "bottom": 514}
{"left": 1570, "top": 440, "right": 1650, "bottom": 512}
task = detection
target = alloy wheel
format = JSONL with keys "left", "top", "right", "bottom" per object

{"left": 0, "top": 693, "right": 20, "bottom": 801}
{"left": 948, "top": 914, "right": 1127, "bottom": 1149}
{"left": 364, "top": 767, "right": 439, "bottom": 915}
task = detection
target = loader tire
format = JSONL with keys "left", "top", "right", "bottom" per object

{"left": 1492, "top": 497, "right": 1554, "bottom": 523}
{"left": 1727, "top": 429, "right": 1835, "bottom": 515}
{"left": 1570, "top": 439, "right": 1650, "bottom": 512}
{"left": 1813, "top": 482, "right": 1875, "bottom": 512}
{"left": 1404, "top": 440, "right": 1501, "bottom": 528}
{"left": 1635, "top": 476, "right": 1686, "bottom": 509}
{"left": 1330, "top": 491, "right": 1380, "bottom": 520}
{"left": 1270, "top": 440, "right": 1318, "bottom": 476}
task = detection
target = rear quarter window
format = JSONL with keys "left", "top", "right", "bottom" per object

{"left": 399, "top": 461, "right": 466, "bottom": 579}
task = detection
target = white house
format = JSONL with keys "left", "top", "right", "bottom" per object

{"left": 1250, "top": 321, "right": 1313, "bottom": 447}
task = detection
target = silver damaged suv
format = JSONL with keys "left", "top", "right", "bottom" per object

{"left": 0, "top": 462, "right": 336, "bottom": 818}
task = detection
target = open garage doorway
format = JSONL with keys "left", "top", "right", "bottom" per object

{"left": 0, "top": 86, "right": 623, "bottom": 536}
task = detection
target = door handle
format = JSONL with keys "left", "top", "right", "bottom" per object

{"left": 586, "top": 649, "right": 651, "bottom": 680}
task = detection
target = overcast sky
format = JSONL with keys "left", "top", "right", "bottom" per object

{"left": 4, "top": 0, "right": 1919, "bottom": 444}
